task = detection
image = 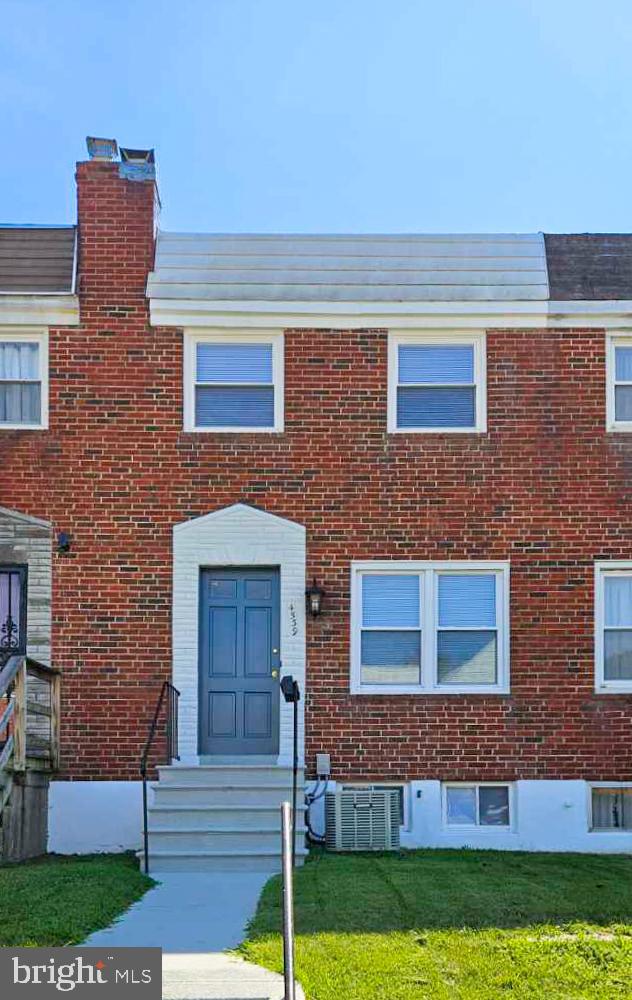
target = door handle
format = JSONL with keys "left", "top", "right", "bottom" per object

{"left": 271, "top": 669, "right": 279, "bottom": 679}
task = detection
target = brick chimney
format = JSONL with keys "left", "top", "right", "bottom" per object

{"left": 76, "top": 138, "right": 158, "bottom": 305}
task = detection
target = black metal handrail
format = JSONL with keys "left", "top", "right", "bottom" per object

{"left": 140, "top": 680, "right": 180, "bottom": 874}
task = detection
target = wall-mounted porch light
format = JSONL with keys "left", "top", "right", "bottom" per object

{"left": 56, "top": 531, "right": 71, "bottom": 554}
{"left": 306, "top": 578, "right": 325, "bottom": 617}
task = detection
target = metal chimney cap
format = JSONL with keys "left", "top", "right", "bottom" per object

{"left": 86, "top": 137, "right": 118, "bottom": 161}
{"left": 119, "top": 147, "right": 155, "bottom": 164}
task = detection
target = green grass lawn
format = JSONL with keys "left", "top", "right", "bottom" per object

{"left": 0, "top": 853, "right": 153, "bottom": 946}
{"left": 241, "top": 849, "right": 632, "bottom": 1000}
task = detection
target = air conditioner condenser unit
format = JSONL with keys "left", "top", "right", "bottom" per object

{"left": 325, "top": 787, "right": 401, "bottom": 852}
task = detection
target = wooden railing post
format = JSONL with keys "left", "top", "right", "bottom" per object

{"left": 50, "top": 671, "right": 61, "bottom": 771}
{"left": 13, "top": 659, "right": 27, "bottom": 771}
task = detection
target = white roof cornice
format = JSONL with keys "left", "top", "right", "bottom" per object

{"left": 149, "top": 298, "right": 632, "bottom": 331}
{"left": 0, "top": 295, "right": 80, "bottom": 326}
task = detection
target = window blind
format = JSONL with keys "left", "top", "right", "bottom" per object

{"left": 396, "top": 344, "right": 476, "bottom": 429}
{"left": 194, "top": 342, "right": 275, "bottom": 428}
{"left": 362, "top": 575, "right": 420, "bottom": 628}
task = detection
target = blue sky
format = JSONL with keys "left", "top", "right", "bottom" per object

{"left": 2, "top": 0, "right": 632, "bottom": 233}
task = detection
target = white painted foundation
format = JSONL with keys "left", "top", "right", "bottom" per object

{"left": 48, "top": 778, "right": 632, "bottom": 856}
{"left": 48, "top": 781, "right": 143, "bottom": 854}
{"left": 307, "top": 779, "right": 632, "bottom": 854}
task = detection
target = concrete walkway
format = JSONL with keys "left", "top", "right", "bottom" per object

{"left": 84, "top": 872, "right": 305, "bottom": 1000}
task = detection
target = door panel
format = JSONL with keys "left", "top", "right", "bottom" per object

{"left": 209, "top": 608, "right": 237, "bottom": 676}
{"left": 199, "top": 568, "right": 280, "bottom": 755}
{"left": 209, "top": 692, "right": 236, "bottom": 737}
{"left": 245, "top": 607, "right": 271, "bottom": 676}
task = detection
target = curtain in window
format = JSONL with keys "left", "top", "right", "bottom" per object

{"left": 397, "top": 344, "right": 476, "bottom": 428}
{"left": 615, "top": 347, "right": 632, "bottom": 420}
{"left": 0, "top": 343, "right": 40, "bottom": 425}
{"left": 0, "top": 343, "right": 38, "bottom": 380}
{"left": 195, "top": 343, "right": 274, "bottom": 427}
{"left": 592, "top": 788, "right": 632, "bottom": 830}
{"left": 604, "top": 577, "right": 632, "bottom": 680}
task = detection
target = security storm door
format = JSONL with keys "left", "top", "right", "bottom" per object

{"left": 199, "top": 568, "right": 280, "bottom": 755}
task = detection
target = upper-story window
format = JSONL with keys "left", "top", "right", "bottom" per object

{"left": 0, "top": 331, "right": 48, "bottom": 430}
{"left": 183, "top": 332, "right": 284, "bottom": 432}
{"left": 388, "top": 333, "right": 486, "bottom": 433}
{"left": 351, "top": 561, "right": 509, "bottom": 694}
{"left": 595, "top": 562, "right": 632, "bottom": 693}
{"left": 607, "top": 335, "right": 632, "bottom": 431}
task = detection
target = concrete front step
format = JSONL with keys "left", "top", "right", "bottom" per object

{"left": 148, "top": 804, "right": 306, "bottom": 830}
{"left": 146, "top": 763, "right": 307, "bottom": 873}
{"left": 148, "top": 827, "right": 307, "bottom": 852}
{"left": 151, "top": 783, "right": 304, "bottom": 807}
{"left": 140, "top": 848, "right": 307, "bottom": 873}
{"left": 157, "top": 764, "right": 304, "bottom": 786}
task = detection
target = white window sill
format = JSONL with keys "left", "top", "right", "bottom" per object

{"left": 388, "top": 426, "right": 485, "bottom": 435}
{"left": 0, "top": 423, "right": 47, "bottom": 431}
{"left": 589, "top": 828, "right": 632, "bottom": 834}
{"left": 594, "top": 684, "right": 632, "bottom": 694}
{"left": 443, "top": 825, "right": 515, "bottom": 835}
{"left": 606, "top": 422, "right": 632, "bottom": 433}
{"left": 351, "top": 684, "right": 510, "bottom": 696}
{"left": 184, "top": 425, "right": 283, "bottom": 434}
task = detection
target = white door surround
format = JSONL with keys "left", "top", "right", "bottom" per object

{"left": 172, "top": 503, "right": 306, "bottom": 765}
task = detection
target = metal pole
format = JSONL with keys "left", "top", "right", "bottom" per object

{"left": 281, "top": 801, "right": 296, "bottom": 1000}
{"left": 291, "top": 694, "right": 298, "bottom": 868}
{"left": 142, "top": 775, "right": 149, "bottom": 875}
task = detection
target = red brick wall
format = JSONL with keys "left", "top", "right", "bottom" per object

{"left": 1, "top": 160, "right": 631, "bottom": 782}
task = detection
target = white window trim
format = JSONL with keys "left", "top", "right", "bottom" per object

{"left": 606, "top": 334, "right": 632, "bottom": 432}
{"left": 387, "top": 330, "right": 487, "bottom": 434}
{"left": 442, "top": 781, "right": 515, "bottom": 832}
{"left": 0, "top": 328, "right": 48, "bottom": 431}
{"left": 350, "top": 560, "right": 510, "bottom": 695}
{"left": 183, "top": 329, "right": 284, "bottom": 433}
{"left": 588, "top": 782, "right": 632, "bottom": 833}
{"left": 594, "top": 561, "right": 632, "bottom": 693}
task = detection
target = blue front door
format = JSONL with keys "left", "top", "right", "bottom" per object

{"left": 199, "top": 568, "right": 280, "bottom": 755}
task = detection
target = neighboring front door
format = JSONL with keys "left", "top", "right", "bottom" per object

{"left": 199, "top": 568, "right": 280, "bottom": 755}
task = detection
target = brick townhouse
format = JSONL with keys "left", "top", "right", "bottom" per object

{"left": 0, "top": 139, "right": 630, "bottom": 868}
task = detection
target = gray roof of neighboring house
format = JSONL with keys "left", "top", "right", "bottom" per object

{"left": 0, "top": 226, "right": 76, "bottom": 293}
{"left": 148, "top": 232, "right": 551, "bottom": 302}
{"left": 544, "top": 234, "right": 632, "bottom": 300}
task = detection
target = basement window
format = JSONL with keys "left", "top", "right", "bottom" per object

{"left": 388, "top": 333, "right": 486, "bottom": 432}
{"left": 444, "top": 783, "right": 511, "bottom": 828}
{"left": 0, "top": 332, "right": 48, "bottom": 429}
{"left": 183, "top": 332, "right": 284, "bottom": 432}
{"left": 590, "top": 785, "right": 632, "bottom": 831}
